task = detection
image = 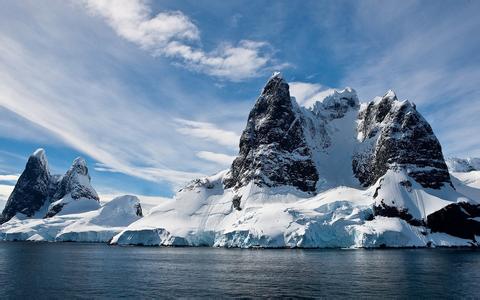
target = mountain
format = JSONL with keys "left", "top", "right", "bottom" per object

{"left": 224, "top": 73, "right": 318, "bottom": 193}
{"left": 0, "top": 149, "right": 100, "bottom": 223}
{"left": 1, "top": 74, "right": 479, "bottom": 247}
{"left": 111, "top": 73, "right": 480, "bottom": 247}
{"left": 446, "top": 157, "right": 480, "bottom": 172}
{"left": 45, "top": 157, "right": 100, "bottom": 217}
{"left": 0, "top": 149, "right": 145, "bottom": 242}
{"left": 0, "top": 195, "right": 143, "bottom": 242}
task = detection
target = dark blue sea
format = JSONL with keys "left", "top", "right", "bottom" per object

{"left": 0, "top": 242, "right": 478, "bottom": 299}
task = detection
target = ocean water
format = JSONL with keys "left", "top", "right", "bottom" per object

{"left": 0, "top": 242, "right": 478, "bottom": 299}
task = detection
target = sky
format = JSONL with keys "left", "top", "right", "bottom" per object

{"left": 0, "top": 0, "right": 479, "bottom": 203}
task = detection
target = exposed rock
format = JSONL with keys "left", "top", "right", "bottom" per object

{"left": 373, "top": 200, "right": 425, "bottom": 227}
{"left": 353, "top": 90, "right": 451, "bottom": 189}
{"left": 224, "top": 72, "right": 318, "bottom": 192}
{"left": 0, "top": 149, "right": 53, "bottom": 223}
{"left": 427, "top": 202, "right": 480, "bottom": 240}
{"left": 0, "top": 149, "right": 100, "bottom": 223}
{"left": 45, "top": 157, "right": 99, "bottom": 217}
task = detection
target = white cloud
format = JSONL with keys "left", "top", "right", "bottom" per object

{"left": 82, "top": 0, "right": 283, "bottom": 81}
{"left": 0, "top": 184, "right": 14, "bottom": 210}
{"left": 0, "top": 3, "right": 246, "bottom": 191}
{"left": 175, "top": 118, "right": 240, "bottom": 148}
{"left": 336, "top": 2, "right": 480, "bottom": 157}
{"left": 289, "top": 82, "right": 335, "bottom": 108}
{"left": 196, "top": 151, "right": 236, "bottom": 166}
{"left": 0, "top": 174, "right": 19, "bottom": 182}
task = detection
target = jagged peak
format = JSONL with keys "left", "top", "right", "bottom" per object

{"left": 310, "top": 87, "right": 359, "bottom": 116}
{"left": 270, "top": 71, "right": 283, "bottom": 80}
{"left": 69, "top": 157, "right": 89, "bottom": 176}
{"left": 33, "top": 148, "right": 45, "bottom": 158}
{"left": 29, "top": 148, "right": 49, "bottom": 170}
{"left": 72, "top": 157, "right": 87, "bottom": 168}
{"left": 261, "top": 72, "right": 289, "bottom": 96}
{"left": 383, "top": 89, "right": 397, "bottom": 100}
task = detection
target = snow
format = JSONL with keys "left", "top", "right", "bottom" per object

{"left": 450, "top": 171, "right": 480, "bottom": 203}
{"left": 447, "top": 157, "right": 480, "bottom": 172}
{"left": 110, "top": 170, "right": 476, "bottom": 248}
{"left": 0, "top": 195, "right": 142, "bottom": 242}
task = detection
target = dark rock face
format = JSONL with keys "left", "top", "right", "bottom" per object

{"left": 373, "top": 201, "right": 425, "bottom": 227}
{"left": 52, "top": 157, "right": 99, "bottom": 202}
{"left": 224, "top": 73, "right": 318, "bottom": 192}
{"left": 1, "top": 150, "right": 53, "bottom": 223}
{"left": 135, "top": 203, "right": 143, "bottom": 217}
{"left": 45, "top": 157, "right": 99, "bottom": 218}
{"left": 1, "top": 150, "right": 100, "bottom": 223}
{"left": 427, "top": 202, "right": 480, "bottom": 240}
{"left": 353, "top": 91, "right": 451, "bottom": 189}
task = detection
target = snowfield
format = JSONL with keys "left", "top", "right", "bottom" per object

{"left": 110, "top": 170, "right": 478, "bottom": 248}
{"left": 0, "top": 195, "right": 143, "bottom": 242}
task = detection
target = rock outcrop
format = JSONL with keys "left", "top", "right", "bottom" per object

{"left": 0, "top": 149, "right": 100, "bottom": 223}
{"left": 353, "top": 90, "right": 451, "bottom": 189}
{"left": 0, "top": 149, "right": 55, "bottom": 223}
{"left": 45, "top": 157, "right": 100, "bottom": 217}
{"left": 224, "top": 73, "right": 319, "bottom": 193}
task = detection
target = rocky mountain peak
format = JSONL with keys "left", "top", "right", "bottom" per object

{"left": 52, "top": 156, "right": 98, "bottom": 203}
{"left": 224, "top": 73, "right": 319, "bottom": 193}
{"left": 311, "top": 87, "right": 359, "bottom": 120}
{"left": 353, "top": 90, "right": 451, "bottom": 189}
{"left": 71, "top": 157, "right": 89, "bottom": 176}
{"left": 0, "top": 149, "right": 53, "bottom": 223}
{"left": 383, "top": 89, "right": 397, "bottom": 100}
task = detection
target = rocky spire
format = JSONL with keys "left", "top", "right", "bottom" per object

{"left": 224, "top": 73, "right": 319, "bottom": 192}
{"left": 0, "top": 149, "right": 53, "bottom": 223}
{"left": 353, "top": 91, "right": 451, "bottom": 189}
{"left": 44, "top": 156, "right": 100, "bottom": 218}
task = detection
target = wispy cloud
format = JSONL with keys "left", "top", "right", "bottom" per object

{"left": 82, "top": 0, "right": 285, "bottom": 81}
{"left": 289, "top": 82, "right": 336, "bottom": 108}
{"left": 196, "top": 151, "right": 236, "bottom": 167}
{"left": 0, "top": 174, "right": 19, "bottom": 182}
{"left": 175, "top": 118, "right": 240, "bottom": 148}
{"left": 328, "top": 1, "right": 480, "bottom": 157}
{"left": 0, "top": 2, "right": 245, "bottom": 191}
{"left": 0, "top": 184, "right": 14, "bottom": 210}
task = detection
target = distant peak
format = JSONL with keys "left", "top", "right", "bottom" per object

{"left": 72, "top": 157, "right": 87, "bottom": 168}
{"left": 383, "top": 89, "right": 397, "bottom": 100}
{"left": 271, "top": 71, "right": 283, "bottom": 79}
{"left": 261, "top": 72, "right": 289, "bottom": 97}
{"left": 30, "top": 148, "right": 48, "bottom": 168}
{"left": 32, "top": 148, "right": 45, "bottom": 158}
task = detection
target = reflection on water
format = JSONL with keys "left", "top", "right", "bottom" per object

{"left": 0, "top": 243, "right": 478, "bottom": 298}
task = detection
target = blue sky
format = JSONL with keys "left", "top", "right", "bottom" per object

{"left": 0, "top": 0, "right": 479, "bottom": 200}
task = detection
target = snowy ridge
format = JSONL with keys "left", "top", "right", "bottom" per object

{"left": 0, "top": 195, "right": 143, "bottom": 242}
{"left": 111, "top": 169, "right": 476, "bottom": 248}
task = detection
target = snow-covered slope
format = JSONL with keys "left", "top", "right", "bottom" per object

{"left": 112, "top": 74, "right": 480, "bottom": 248}
{"left": 0, "top": 195, "right": 143, "bottom": 242}
{"left": 112, "top": 170, "right": 473, "bottom": 247}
